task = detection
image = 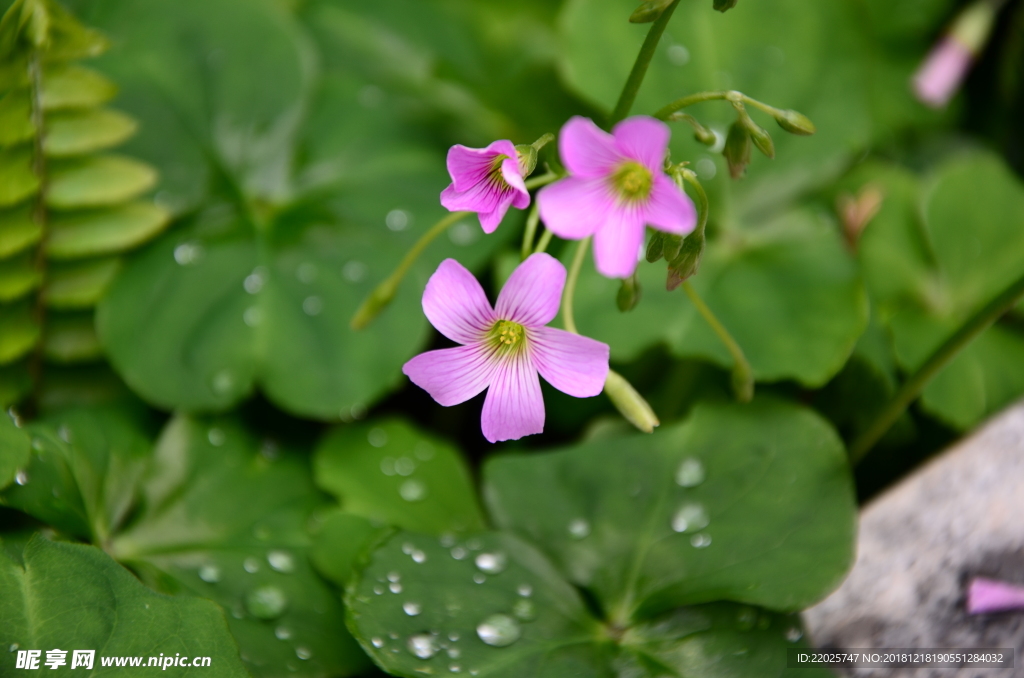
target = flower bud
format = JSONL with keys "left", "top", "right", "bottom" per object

{"left": 774, "top": 109, "right": 816, "bottom": 136}
{"left": 604, "top": 370, "right": 659, "bottom": 433}
{"left": 661, "top": 233, "right": 683, "bottom": 262}
{"left": 723, "top": 121, "right": 752, "bottom": 179}
{"left": 617, "top": 274, "right": 642, "bottom": 312}
{"left": 514, "top": 144, "right": 539, "bottom": 178}
{"left": 713, "top": 0, "right": 738, "bottom": 11}
{"left": 739, "top": 111, "right": 775, "bottom": 159}
{"left": 912, "top": 1, "right": 998, "bottom": 108}
{"left": 646, "top": 231, "right": 665, "bottom": 262}
{"left": 629, "top": 0, "right": 674, "bottom": 23}
{"left": 665, "top": 230, "right": 705, "bottom": 290}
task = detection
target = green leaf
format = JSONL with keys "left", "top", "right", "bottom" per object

{"left": 43, "top": 107, "right": 137, "bottom": 157}
{"left": 43, "top": 310, "right": 102, "bottom": 362}
{"left": 314, "top": 419, "right": 486, "bottom": 535}
{"left": 44, "top": 256, "right": 120, "bottom": 308}
{"left": 0, "top": 299, "right": 39, "bottom": 363}
{"left": 38, "top": 0, "right": 109, "bottom": 61}
{"left": 0, "top": 536, "right": 250, "bottom": 678}
{"left": 713, "top": 0, "right": 738, "bottom": 11}
{"left": 40, "top": 63, "right": 116, "bottom": 110}
{"left": 0, "top": 361, "right": 31, "bottom": 408}
{"left": 0, "top": 144, "right": 39, "bottom": 207}
{"left": 0, "top": 203, "right": 41, "bottom": 258}
{"left": 0, "top": 251, "right": 41, "bottom": 302}
{"left": 572, "top": 208, "right": 867, "bottom": 386}
{"left": 0, "top": 408, "right": 30, "bottom": 490}
{"left": 45, "top": 201, "right": 170, "bottom": 259}
{"left": 485, "top": 400, "right": 855, "bottom": 618}
{"left": 308, "top": 508, "right": 384, "bottom": 587}
{"left": 0, "top": 88, "right": 34, "bottom": 146}
{"left": 46, "top": 154, "right": 157, "bottom": 209}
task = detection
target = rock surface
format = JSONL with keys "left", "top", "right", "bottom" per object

{"left": 804, "top": 401, "right": 1024, "bottom": 678}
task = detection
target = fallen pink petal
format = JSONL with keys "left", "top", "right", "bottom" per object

{"left": 966, "top": 577, "right": 1024, "bottom": 614}
{"left": 403, "top": 253, "right": 610, "bottom": 443}
{"left": 440, "top": 139, "right": 531, "bottom": 233}
{"left": 537, "top": 115, "right": 697, "bottom": 278}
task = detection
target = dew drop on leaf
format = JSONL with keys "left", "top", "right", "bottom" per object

{"left": 567, "top": 518, "right": 590, "bottom": 539}
{"left": 407, "top": 634, "right": 439, "bottom": 659}
{"left": 412, "top": 550, "right": 427, "bottom": 564}
{"left": 403, "top": 601, "right": 422, "bottom": 616}
{"left": 246, "top": 585, "right": 288, "bottom": 619}
{"left": 371, "top": 637, "right": 385, "bottom": 648}
{"left": 295, "top": 647, "right": 312, "bottom": 660}
{"left": 449, "top": 664, "right": 461, "bottom": 673}
{"left": 516, "top": 584, "right": 532, "bottom": 597}
{"left": 267, "top": 550, "right": 295, "bottom": 573}
{"left": 368, "top": 427, "right": 388, "bottom": 447}
{"left": 675, "top": 457, "right": 706, "bottom": 487}
{"left": 395, "top": 457, "right": 416, "bottom": 476}
{"left": 389, "top": 582, "right": 403, "bottom": 594}
{"left": 690, "top": 533, "right": 712, "bottom": 548}
{"left": 476, "top": 614, "right": 521, "bottom": 647}
{"left": 671, "top": 502, "right": 709, "bottom": 533}
{"left": 207, "top": 427, "right": 226, "bottom": 446}
{"left": 512, "top": 599, "right": 536, "bottom": 621}
{"left": 243, "top": 557, "right": 260, "bottom": 573}
{"left": 198, "top": 564, "right": 221, "bottom": 583}
{"left": 474, "top": 552, "right": 507, "bottom": 575}
{"left": 275, "top": 626, "right": 292, "bottom": 640}
{"left": 400, "top": 479, "right": 427, "bottom": 502}
{"left": 14, "top": 470, "right": 28, "bottom": 486}
{"left": 786, "top": 627, "right": 803, "bottom": 642}
{"left": 473, "top": 574, "right": 486, "bottom": 584}
{"left": 450, "top": 547, "right": 467, "bottom": 560}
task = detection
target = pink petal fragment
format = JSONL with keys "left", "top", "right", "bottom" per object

{"left": 440, "top": 178, "right": 508, "bottom": 227}
{"left": 645, "top": 174, "right": 697, "bottom": 235}
{"left": 967, "top": 577, "right": 1024, "bottom": 614}
{"left": 613, "top": 116, "right": 670, "bottom": 171}
{"left": 537, "top": 176, "right": 611, "bottom": 240}
{"left": 912, "top": 38, "right": 973, "bottom": 109}
{"left": 477, "top": 198, "right": 514, "bottom": 234}
{"left": 403, "top": 345, "right": 496, "bottom": 407}
{"left": 592, "top": 209, "right": 645, "bottom": 278}
{"left": 446, "top": 140, "right": 517, "bottom": 192}
{"left": 495, "top": 253, "right": 566, "bottom": 327}
{"left": 422, "top": 259, "right": 494, "bottom": 344}
{"left": 530, "top": 326, "right": 609, "bottom": 398}
{"left": 501, "top": 157, "right": 531, "bottom": 210}
{"left": 480, "top": 354, "right": 544, "bottom": 443}
{"left": 559, "top": 116, "right": 622, "bottom": 178}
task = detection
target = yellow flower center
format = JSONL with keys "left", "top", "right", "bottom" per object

{"left": 611, "top": 161, "right": 653, "bottom": 202}
{"left": 489, "top": 319, "right": 525, "bottom": 355}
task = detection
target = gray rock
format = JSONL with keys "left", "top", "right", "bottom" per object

{"left": 804, "top": 401, "right": 1024, "bottom": 678}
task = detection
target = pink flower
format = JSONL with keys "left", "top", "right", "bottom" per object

{"left": 440, "top": 140, "right": 530, "bottom": 233}
{"left": 537, "top": 116, "right": 696, "bottom": 278}
{"left": 967, "top": 577, "right": 1024, "bottom": 614}
{"left": 912, "top": 38, "right": 973, "bottom": 108}
{"left": 402, "top": 253, "right": 610, "bottom": 443}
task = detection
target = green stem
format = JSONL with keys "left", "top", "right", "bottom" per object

{"left": 525, "top": 171, "right": 560, "bottom": 190}
{"left": 653, "top": 90, "right": 782, "bottom": 121}
{"left": 520, "top": 203, "right": 541, "bottom": 260}
{"left": 350, "top": 211, "right": 469, "bottom": 330}
{"left": 681, "top": 281, "right": 753, "bottom": 402}
{"left": 533, "top": 228, "right": 555, "bottom": 255}
{"left": 849, "top": 270, "right": 1024, "bottom": 464}
{"left": 609, "top": 0, "right": 681, "bottom": 126}
{"left": 561, "top": 237, "right": 591, "bottom": 334}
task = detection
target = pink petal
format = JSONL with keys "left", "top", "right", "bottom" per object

{"left": 912, "top": 38, "right": 973, "bottom": 109}
{"left": 477, "top": 197, "right": 515, "bottom": 234}
{"left": 422, "top": 259, "right": 494, "bottom": 344}
{"left": 967, "top": 577, "right": 1024, "bottom": 614}
{"left": 480, "top": 354, "right": 544, "bottom": 443}
{"left": 558, "top": 116, "right": 621, "bottom": 178}
{"left": 495, "top": 253, "right": 565, "bottom": 327}
{"left": 592, "top": 209, "right": 646, "bottom": 278}
{"left": 537, "top": 176, "right": 612, "bottom": 240}
{"left": 612, "top": 116, "right": 670, "bottom": 171}
{"left": 501, "top": 157, "right": 531, "bottom": 210}
{"left": 440, "top": 178, "right": 508, "bottom": 224}
{"left": 446, "top": 140, "right": 518, "bottom": 192}
{"left": 403, "top": 345, "right": 496, "bottom": 406}
{"left": 530, "top": 326, "right": 609, "bottom": 397}
{"left": 644, "top": 174, "right": 697, "bottom": 235}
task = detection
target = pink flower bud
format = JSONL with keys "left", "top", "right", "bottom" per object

{"left": 966, "top": 577, "right": 1024, "bottom": 614}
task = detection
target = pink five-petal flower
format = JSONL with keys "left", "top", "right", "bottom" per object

{"left": 402, "top": 253, "right": 610, "bottom": 443}
{"left": 967, "top": 577, "right": 1024, "bottom": 614}
{"left": 440, "top": 139, "right": 530, "bottom": 234}
{"left": 537, "top": 116, "right": 697, "bottom": 278}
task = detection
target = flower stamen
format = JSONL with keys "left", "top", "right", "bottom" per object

{"left": 489, "top": 319, "right": 525, "bottom": 355}
{"left": 611, "top": 161, "right": 653, "bottom": 203}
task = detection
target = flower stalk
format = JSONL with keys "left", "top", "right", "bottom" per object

{"left": 609, "top": 0, "right": 681, "bottom": 126}
{"left": 681, "top": 281, "right": 754, "bottom": 402}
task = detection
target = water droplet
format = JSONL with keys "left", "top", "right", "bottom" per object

{"left": 415, "top": 441, "right": 435, "bottom": 460}
{"left": 386, "top": 209, "right": 411, "bottom": 232}
{"left": 675, "top": 457, "right": 706, "bottom": 487}
{"left": 403, "top": 601, "right": 422, "bottom": 616}
{"left": 690, "top": 533, "right": 712, "bottom": 548}
{"left": 387, "top": 571, "right": 401, "bottom": 582}
{"left": 14, "top": 470, "right": 28, "bottom": 485}
{"left": 198, "top": 564, "right": 221, "bottom": 583}
{"left": 512, "top": 599, "right": 536, "bottom": 621}
{"left": 244, "top": 268, "right": 266, "bottom": 294}
{"left": 402, "top": 542, "right": 415, "bottom": 555}
{"left": 412, "top": 550, "right": 427, "bottom": 564}
{"left": 373, "top": 585, "right": 384, "bottom": 595}
{"left": 448, "top": 632, "right": 460, "bottom": 642}
{"left": 10, "top": 643, "right": 20, "bottom": 652}
{"left": 380, "top": 457, "right": 396, "bottom": 476}
{"left": 371, "top": 637, "right": 385, "bottom": 648}
{"left": 476, "top": 614, "right": 521, "bottom": 647}
{"left": 211, "top": 370, "right": 234, "bottom": 395}
{"left": 57, "top": 425, "right": 71, "bottom": 442}
{"left": 407, "top": 634, "right": 439, "bottom": 659}
{"left": 450, "top": 547, "right": 467, "bottom": 560}
{"left": 367, "top": 428, "right": 389, "bottom": 448}
{"left": 268, "top": 550, "right": 295, "bottom": 573}
{"left": 785, "top": 627, "right": 803, "bottom": 642}
{"left": 473, "top": 573, "right": 486, "bottom": 584}
{"left": 567, "top": 519, "right": 590, "bottom": 540}
{"left": 517, "top": 584, "right": 532, "bottom": 597}
{"left": 31, "top": 437, "right": 44, "bottom": 451}
{"left": 667, "top": 43, "right": 690, "bottom": 66}
{"left": 395, "top": 457, "right": 416, "bottom": 476}
{"left": 296, "top": 262, "right": 317, "bottom": 284}
{"left": 275, "top": 626, "right": 292, "bottom": 640}
{"left": 343, "top": 261, "right": 367, "bottom": 283}
{"left": 696, "top": 157, "right": 717, "bottom": 180}
{"left": 474, "top": 552, "right": 507, "bottom": 575}
{"left": 295, "top": 647, "right": 312, "bottom": 660}
{"left": 447, "top": 648, "right": 460, "bottom": 659}
{"left": 208, "top": 427, "right": 226, "bottom": 447}
{"left": 400, "top": 479, "right": 427, "bottom": 502}
{"left": 303, "top": 296, "right": 323, "bottom": 316}
{"left": 246, "top": 585, "right": 288, "bottom": 619}
{"left": 671, "top": 503, "right": 709, "bottom": 533}
{"left": 440, "top": 533, "right": 456, "bottom": 548}
{"left": 449, "top": 664, "right": 461, "bottom": 673}
{"left": 243, "top": 306, "right": 263, "bottom": 327}
{"left": 174, "top": 241, "right": 204, "bottom": 266}
{"left": 390, "top": 633, "right": 400, "bottom": 640}
{"left": 389, "top": 582, "right": 403, "bottom": 594}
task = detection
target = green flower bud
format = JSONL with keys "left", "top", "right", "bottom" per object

{"left": 514, "top": 144, "right": 539, "bottom": 177}
{"left": 665, "top": 230, "right": 705, "bottom": 290}
{"left": 646, "top": 231, "right": 665, "bottom": 263}
{"left": 629, "top": 0, "right": 674, "bottom": 23}
{"left": 723, "top": 121, "right": 752, "bottom": 179}
{"left": 774, "top": 109, "right": 816, "bottom": 136}
{"left": 713, "top": 0, "right": 738, "bottom": 11}
{"left": 661, "top": 233, "right": 683, "bottom": 262}
{"left": 604, "top": 370, "right": 659, "bottom": 433}
{"left": 617, "top": 273, "right": 642, "bottom": 312}
{"left": 739, "top": 111, "right": 775, "bottom": 159}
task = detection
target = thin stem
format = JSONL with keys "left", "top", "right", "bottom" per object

{"left": 609, "top": 0, "right": 681, "bottom": 126}
{"left": 533, "top": 228, "right": 555, "bottom": 255}
{"left": 350, "top": 211, "right": 469, "bottom": 330}
{"left": 653, "top": 90, "right": 782, "bottom": 121}
{"left": 525, "top": 171, "right": 559, "bottom": 190}
{"left": 681, "top": 281, "right": 753, "bottom": 402}
{"left": 520, "top": 203, "right": 540, "bottom": 260}
{"left": 849, "top": 270, "right": 1024, "bottom": 464}
{"left": 562, "top": 237, "right": 591, "bottom": 334}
